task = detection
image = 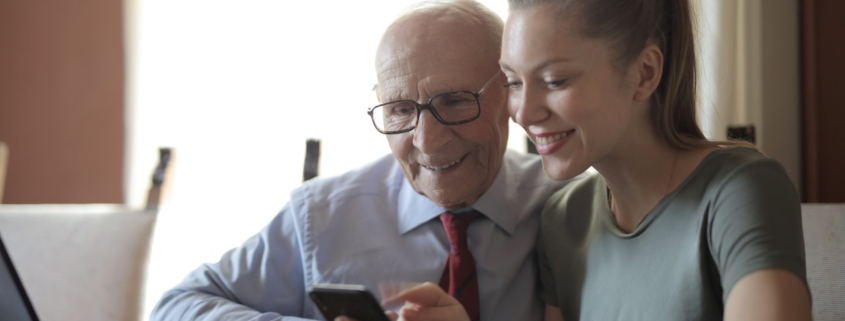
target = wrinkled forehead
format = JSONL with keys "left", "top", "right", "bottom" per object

{"left": 375, "top": 15, "right": 499, "bottom": 101}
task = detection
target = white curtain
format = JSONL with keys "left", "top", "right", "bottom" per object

{"left": 695, "top": 0, "right": 800, "bottom": 186}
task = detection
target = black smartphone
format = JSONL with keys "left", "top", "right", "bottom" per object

{"left": 308, "top": 284, "right": 391, "bottom": 321}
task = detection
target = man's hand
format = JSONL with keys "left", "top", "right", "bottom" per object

{"left": 335, "top": 282, "right": 469, "bottom": 321}
{"left": 334, "top": 313, "right": 397, "bottom": 321}
{"left": 383, "top": 282, "right": 470, "bottom": 321}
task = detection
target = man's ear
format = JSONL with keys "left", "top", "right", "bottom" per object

{"left": 633, "top": 44, "right": 663, "bottom": 102}
{"left": 372, "top": 84, "right": 381, "bottom": 103}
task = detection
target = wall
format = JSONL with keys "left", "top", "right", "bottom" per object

{"left": 0, "top": 0, "right": 125, "bottom": 203}
{"left": 802, "top": 0, "right": 845, "bottom": 202}
{"left": 757, "top": 0, "right": 801, "bottom": 193}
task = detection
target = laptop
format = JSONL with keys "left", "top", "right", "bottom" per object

{"left": 0, "top": 231, "right": 40, "bottom": 321}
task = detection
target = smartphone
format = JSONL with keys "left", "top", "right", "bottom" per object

{"left": 308, "top": 284, "right": 391, "bottom": 321}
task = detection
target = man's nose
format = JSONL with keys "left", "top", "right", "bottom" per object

{"left": 412, "top": 109, "right": 453, "bottom": 154}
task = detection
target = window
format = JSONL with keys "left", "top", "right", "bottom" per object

{"left": 129, "top": 1, "right": 519, "bottom": 317}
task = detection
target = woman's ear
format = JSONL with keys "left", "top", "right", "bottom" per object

{"left": 633, "top": 44, "right": 663, "bottom": 102}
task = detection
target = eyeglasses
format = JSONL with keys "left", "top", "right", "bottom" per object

{"left": 368, "top": 71, "right": 501, "bottom": 135}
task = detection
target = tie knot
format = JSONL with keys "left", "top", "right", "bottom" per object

{"left": 440, "top": 210, "right": 481, "bottom": 250}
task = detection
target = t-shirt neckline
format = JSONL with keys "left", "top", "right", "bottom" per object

{"left": 598, "top": 147, "right": 739, "bottom": 238}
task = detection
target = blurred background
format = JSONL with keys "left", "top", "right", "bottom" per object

{"left": 0, "top": 0, "right": 842, "bottom": 319}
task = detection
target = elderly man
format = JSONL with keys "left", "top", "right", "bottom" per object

{"left": 151, "top": 1, "right": 565, "bottom": 320}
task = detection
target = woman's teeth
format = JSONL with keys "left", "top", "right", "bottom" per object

{"left": 535, "top": 131, "right": 571, "bottom": 146}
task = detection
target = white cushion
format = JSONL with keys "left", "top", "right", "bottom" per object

{"left": 0, "top": 204, "right": 156, "bottom": 321}
{"left": 801, "top": 203, "right": 845, "bottom": 321}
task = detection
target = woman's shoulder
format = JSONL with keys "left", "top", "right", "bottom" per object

{"left": 542, "top": 171, "right": 605, "bottom": 223}
{"left": 546, "top": 170, "right": 602, "bottom": 203}
{"left": 691, "top": 146, "right": 792, "bottom": 192}
{"left": 538, "top": 172, "right": 607, "bottom": 252}
{"left": 705, "top": 146, "right": 776, "bottom": 166}
{"left": 681, "top": 146, "right": 801, "bottom": 226}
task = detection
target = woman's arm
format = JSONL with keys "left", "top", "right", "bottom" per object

{"left": 724, "top": 269, "right": 811, "bottom": 321}
{"left": 708, "top": 157, "right": 811, "bottom": 321}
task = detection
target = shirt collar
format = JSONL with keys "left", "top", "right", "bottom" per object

{"left": 397, "top": 156, "right": 518, "bottom": 236}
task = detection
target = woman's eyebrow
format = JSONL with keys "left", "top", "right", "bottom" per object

{"left": 500, "top": 57, "right": 574, "bottom": 74}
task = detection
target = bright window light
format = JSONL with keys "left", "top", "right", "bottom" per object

{"left": 126, "top": 1, "right": 521, "bottom": 318}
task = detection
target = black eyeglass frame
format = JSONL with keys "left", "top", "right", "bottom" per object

{"left": 367, "top": 70, "right": 502, "bottom": 135}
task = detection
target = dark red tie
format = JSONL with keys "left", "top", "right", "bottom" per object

{"left": 439, "top": 211, "right": 481, "bottom": 321}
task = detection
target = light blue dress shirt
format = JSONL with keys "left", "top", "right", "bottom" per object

{"left": 151, "top": 150, "right": 567, "bottom": 321}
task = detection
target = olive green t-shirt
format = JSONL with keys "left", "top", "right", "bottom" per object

{"left": 538, "top": 147, "right": 807, "bottom": 321}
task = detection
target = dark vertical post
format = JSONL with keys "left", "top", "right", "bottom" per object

{"left": 801, "top": 0, "right": 819, "bottom": 202}
{"left": 304, "top": 139, "right": 321, "bottom": 182}
{"left": 146, "top": 147, "right": 172, "bottom": 210}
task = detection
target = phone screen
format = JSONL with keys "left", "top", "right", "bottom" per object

{"left": 308, "top": 284, "right": 391, "bottom": 321}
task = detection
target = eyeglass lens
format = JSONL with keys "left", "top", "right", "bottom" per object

{"left": 370, "top": 91, "right": 478, "bottom": 133}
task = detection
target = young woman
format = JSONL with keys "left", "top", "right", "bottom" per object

{"left": 381, "top": 0, "right": 812, "bottom": 320}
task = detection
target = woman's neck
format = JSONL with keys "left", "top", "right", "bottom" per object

{"left": 594, "top": 128, "right": 688, "bottom": 233}
{"left": 593, "top": 112, "right": 718, "bottom": 232}
{"left": 596, "top": 130, "right": 720, "bottom": 233}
